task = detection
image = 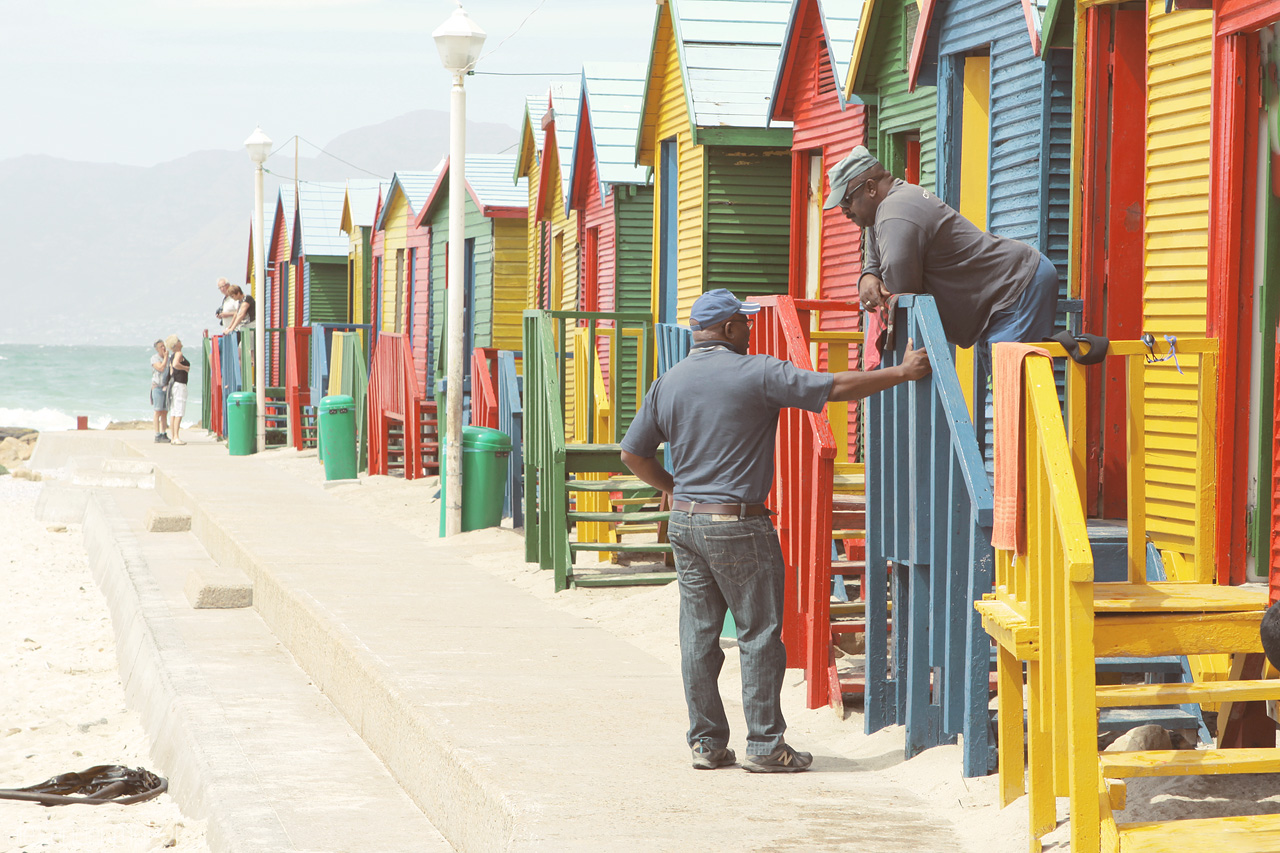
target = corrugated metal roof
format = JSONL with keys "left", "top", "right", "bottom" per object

{"left": 464, "top": 154, "right": 528, "bottom": 209}
{"left": 295, "top": 181, "right": 355, "bottom": 258}
{"left": 577, "top": 61, "right": 650, "bottom": 201}
{"left": 674, "top": 0, "right": 795, "bottom": 129}
{"left": 548, "top": 81, "right": 581, "bottom": 210}
{"left": 374, "top": 168, "right": 441, "bottom": 231}
{"left": 343, "top": 180, "right": 388, "bottom": 231}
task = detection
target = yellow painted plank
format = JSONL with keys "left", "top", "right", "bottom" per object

{"left": 1101, "top": 748, "right": 1280, "bottom": 778}
{"left": 1118, "top": 813, "right": 1280, "bottom": 853}
{"left": 1094, "top": 611, "right": 1265, "bottom": 657}
{"left": 1092, "top": 582, "right": 1267, "bottom": 612}
{"left": 1096, "top": 679, "right": 1280, "bottom": 708}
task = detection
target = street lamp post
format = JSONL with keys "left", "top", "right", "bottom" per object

{"left": 433, "top": 2, "right": 486, "bottom": 537}
{"left": 244, "top": 127, "right": 272, "bottom": 454}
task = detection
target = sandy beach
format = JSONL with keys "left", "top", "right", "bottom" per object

{"left": 0, "top": 473, "right": 208, "bottom": 853}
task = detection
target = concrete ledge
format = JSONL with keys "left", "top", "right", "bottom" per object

{"left": 183, "top": 566, "right": 253, "bottom": 609}
{"left": 28, "top": 431, "right": 130, "bottom": 471}
{"left": 69, "top": 455, "right": 155, "bottom": 489}
{"left": 81, "top": 492, "right": 295, "bottom": 853}
{"left": 146, "top": 507, "right": 192, "bottom": 532}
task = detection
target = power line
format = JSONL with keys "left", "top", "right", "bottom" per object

{"left": 297, "top": 136, "right": 387, "bottom": 179}
{"left": 471, "top": 0, "right": 548, "bottom": 70}
{"left": 471, "top": 70, "right": 578, "bottom": 77}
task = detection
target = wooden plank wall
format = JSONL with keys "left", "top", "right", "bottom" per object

{"left": 492, "top": 218, "right": 528, "bottom": 351}
{"left": 867, "top": 0, "right": 939, "bottom": 190}
{"left": 381, "top": 191, "right": 410, "bottom": 334}
{"left": 1143, "top": 4, "right": 1213, "bottom": 558}
{"left": 704, "top": 147, "right": 791, "bottom": 298}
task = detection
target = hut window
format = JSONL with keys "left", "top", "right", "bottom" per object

{"left": 903, "top": 2, "right": 920, "bottom": 66}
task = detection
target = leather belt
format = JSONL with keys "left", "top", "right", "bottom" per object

{"left": 671, "top": 500, "right": 771, "bottom": 517}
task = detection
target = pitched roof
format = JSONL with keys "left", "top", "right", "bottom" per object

{"left": 574, "top": 61, "right": 650, "bottom": 204}
{"left": 270, "top": 184, "right": 296, "bottom": 256}
{"left": 906, "top": 0, "right": 1043, "bottom": 91}
{"left": 515, "top": 93, "right": 550, "bottom": 183}
{"left": 548, "top": 81, "right": 581, "bottom": 211}
{"left": 374, "top": 168, "right": 441, "bottom": 231}
{"left": 340, "top": 180, "right": 389, "bottom": 234}
{"left": 678, "top": 0, "right": 794, "bottom": 128}
{"left": 770, "top": 0, "right": 864, "bottom": 119}
{"left": 416, "top": 154, "right": 528, "bottom": 226}
{"left": 294, "top": 181, "right": 356, "bottom": 258}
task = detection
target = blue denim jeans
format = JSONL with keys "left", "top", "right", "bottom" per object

{"left": 979, "top": 253, "right": 1060, "bottom": 381}
{"left": 667, "top": 510, "right": 788, "bottom": 754}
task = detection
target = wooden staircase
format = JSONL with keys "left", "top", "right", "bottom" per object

{"left": 977, "top": 340, "right": 1280, "bottom": 853}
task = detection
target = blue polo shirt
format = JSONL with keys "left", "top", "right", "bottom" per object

{"left": 620, "top": 345, "right": 833, "bottom": 504}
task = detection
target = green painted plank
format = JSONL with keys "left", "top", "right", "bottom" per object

{"left": 569, "top": 542, "right": 673, "bottom": 553}
{"left": 572, "top": 572, "right": 677, "bottom": 587}
{"left": 704, "top": 146, "right": 791, "bottom": 295}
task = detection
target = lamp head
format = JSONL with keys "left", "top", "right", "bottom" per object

{"left": 244, "top": 126, "right": 272, "bottom": 165}
{"left": 433, "top": 2, "right": 486, "bottom": 74}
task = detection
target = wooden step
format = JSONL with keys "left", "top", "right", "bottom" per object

{"left": 615, "top": 523, "right": 660, "bottom": 534}
{"left": 1097, "top": 679, "right": 1280, "bottom": 708}
{"left": 572, "top": 571, "right": 676, "bottom": 588}
{"left": 566, "top": 479, "right": 652, "bottom": 493}
{"left": 1096, "top": 656, "right": 1185, "bottom": 674}
{"left": 1117, "top": 813, "right": 1280, "bottom": 853}
{"left": 1093, "top": 582, "right": 1269, "bottom": 613}
{"left": 1097, "top": 707, "right": 1200, "bottom": 732}
{"left": 1100, "top": 747, "right": 1280, "bottom": 779}
{"left": 570, "top": 542, "right": 673, "bottom": 554}
{"left": 830, "top": 560, "right": 866, "bottom": 574}
{"left": 567, "top": 511, "right": 668, "bottom": 524}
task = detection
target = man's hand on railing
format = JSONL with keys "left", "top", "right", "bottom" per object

{"left": 858, "top": 273, "right": 893, "bottom": 310}
{"left": 828, "top": 338, "right": 930, "bottom": 401}
{"left": 900, "top": 338, "right": 931, "bottom": 381}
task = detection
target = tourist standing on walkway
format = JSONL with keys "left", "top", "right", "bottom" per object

{"left": 215, "top": 277, "right": 238, "bottom": 330}
{"left": 223, "top": 285, "right": 255, "bottom": 337}
{"left": 620, "top": 288, "right": 930, "bottom": 773}
{"left": 828, "top": 146, "right": 1058, "bottom": 359}
{"left": 150, "top": 340, "right": 171, "bottom": 444}
{"left": 165, "top": 335, "right": 190, "bottom": 446}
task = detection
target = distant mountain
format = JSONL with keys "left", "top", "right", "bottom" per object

{"left": 0, "top": 110, "right": 517, "bottom": 346}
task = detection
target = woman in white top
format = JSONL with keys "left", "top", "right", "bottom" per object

{"left": 224, "top": 285, "right": 255, "bottom": 335}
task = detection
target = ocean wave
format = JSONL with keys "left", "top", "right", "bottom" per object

{"left": 0, "top": 407, "right": 113, "bottom": 432}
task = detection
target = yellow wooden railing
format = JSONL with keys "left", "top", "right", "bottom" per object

{"left": 978, "top": 338, "right": 1226, "bottom": 853}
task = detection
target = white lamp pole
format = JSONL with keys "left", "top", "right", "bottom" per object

{"left": 434, "top": 2, "right": 486, "bottom": 537}
{"left": 245, "top": 127, "right": 272, "bottom": 454}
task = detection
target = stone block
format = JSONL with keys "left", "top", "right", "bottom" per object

{"left": 146, "top": 508, "right": 192, "bottom": 533}
{"left": 184, "top": 567, "right": 253, "bottom": 609}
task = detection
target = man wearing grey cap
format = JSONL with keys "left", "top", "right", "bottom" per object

{"left": 620, "top": 288, "right": 929, "bottom": 773}
{"left": 826, "top": 145, "right": 1059, "bottom": 352}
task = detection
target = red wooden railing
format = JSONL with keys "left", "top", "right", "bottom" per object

{"left": 750, "top": 295, "right": 838, "bottom": 708}
{"left": 210, "top": 334, "right": 225, "bottom": 439}
{"left": 368, "top": 333, "right": 435, "bottom": 479}
{"left": 471, "top": 347, "right": 499, "bottom": 429}
{"left": 286, "top": 327, "right": 313, "bottom": 451}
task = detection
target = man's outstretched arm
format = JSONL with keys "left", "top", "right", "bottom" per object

{"left": 828, "top": 338, "right": 931, "bottom": 402}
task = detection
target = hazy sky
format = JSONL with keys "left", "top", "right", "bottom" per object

{"left": 0, "top": 0, "right": 656, "bottom": 167}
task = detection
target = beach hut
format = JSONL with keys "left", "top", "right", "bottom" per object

{"left": 372, "top": 170, "right": 439, "bottom": 391}
{"left": 414, "top": 154, "right": 528, "bottom": 395}
{"left": 339, "top": 180, "right": 389, "bottom": 332}
{"left": 292, "top": 181, "right": 361, "bottom": 326}
{"left": 845, "top": 0, "right": 938, "bottom": 188}
{"left": 267, "top": 184, "right": 298, "bottom": 337}
{"left": 517, "top": 85, "right": 581, "bottom": 316}
{"left": 635, "top": 0, "right": 795, "bottom": 327}
{"left": 569, "top": 62, "right": 654, "bottom": 432}
{"left": 770, "top": 0, "right": 864, "bottom": 309}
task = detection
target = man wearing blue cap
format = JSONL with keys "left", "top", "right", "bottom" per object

{"left": 620, "top": 288, "right": 929, "bottom": 773}
{"left": 826, "top": 145, "right": 1059, "bottom": 352}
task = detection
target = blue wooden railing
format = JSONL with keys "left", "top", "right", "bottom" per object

{"left": 217, "top": 333, "right": 243, "bottom": 437}
{"left": 498, "top": 351, "right": 524, "bottom": 527}
{"left": 865, "top": 294, "right": 996, "bottom": 778}
{"left": 310, "top": 322, "right": 373, "bottom": 404}
{"left": 656, "top": 323, "right": 691, "bottom": 376}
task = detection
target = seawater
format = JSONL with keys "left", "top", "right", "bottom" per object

{"left": 0, "top": 344, "right": 205, "bottom": 431}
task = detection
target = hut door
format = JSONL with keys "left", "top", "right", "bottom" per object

{"left": 957, "top": 53, "right": 991, "bottom": 416}
{"left": 1254, "top": 31, "right": 1280, "bottom": 577}
{"left": 804, "top": 154, "right": 823, "bottom": 302}
{"left": 464, "top": 238, "right": 476, "bottom": 378}
{"left": 1080, "top": 7, "right": 1146, "bottom": 518}
{"left": 659, "top": 138, "right": 679, "bottom": 324}
{"left": 394, "top": 249, "right": 405, "bottom": 333}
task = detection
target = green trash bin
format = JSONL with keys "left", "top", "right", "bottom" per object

{"left": 318, "top": 395, "right": 357, "bottom": 481}
{"left": 227, "top": 392, "right": 256, "bottom": 456}
{"left": 439, "top": 426, "right": 512, "bottom": 536}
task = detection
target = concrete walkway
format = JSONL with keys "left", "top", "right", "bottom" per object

{"left": 31, "top": 431, "right": 967, "bottom": 852}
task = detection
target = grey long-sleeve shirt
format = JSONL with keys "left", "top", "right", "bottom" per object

{"left": 861, "top": 180, "right": 1042, "bottom": 348}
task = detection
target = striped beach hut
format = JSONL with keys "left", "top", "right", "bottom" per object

{"left": 846, "top": 0, "right": 939, "bottom": 189}
{"left": 292, "top": 182, "right": 358, "bottom": 326}
{"left": 635, "top": 0, "right": 795, "bottom": 326}
{"left": 569, "top": 61, "right": 654, "bottom": 432}
{"left": 338, "top": 180, "right": 388, "bottom": 330}
{"left": 1065, "top": 2, "right": 1220, "bottom": 567}
{"left": 415, "top": 155, "right": 528, "bottom": 393}
{"left": 372, "top": 169, "right": 440, "bottom": 391}
{"left": 770, "top": 0, "right": 865, "bottom": 309}
{"left": 517, "top": 85, "right": 582, "bottom": 316}
{"left": 266, "top": 184, "right": 297, "bottom": 382}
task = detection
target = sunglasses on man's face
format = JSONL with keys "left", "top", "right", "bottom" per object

{"left": 840, "top": 179, "right": 871, "bottom": 208}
